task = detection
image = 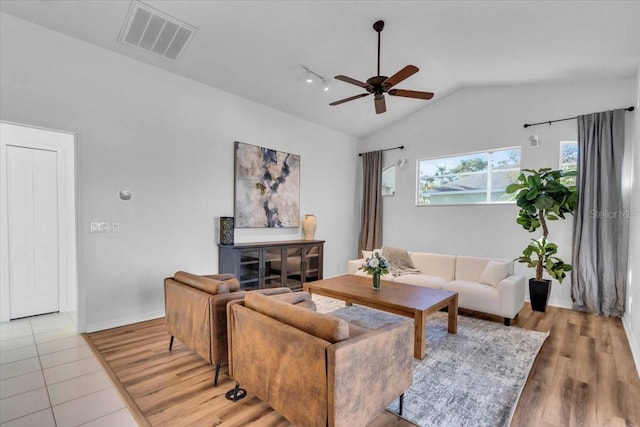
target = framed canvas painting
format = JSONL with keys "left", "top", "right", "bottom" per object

{"left": 234, "top": 141, "right": 300, "bottom": 228}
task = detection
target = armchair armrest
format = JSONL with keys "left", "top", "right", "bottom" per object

{"left": 270, "top": 291, "right": 317, "bottom": 311}
{"left": 327, "top": 320, "right": 413, "bottom": 427}
{"left": 347, "top": 259, "right": 365, "bottom": 275}
{"left": 164, "top": 279, "right": 213, "bottom": 362}
{"left": 498, "top": 274, "right": 526, "bottom": 319}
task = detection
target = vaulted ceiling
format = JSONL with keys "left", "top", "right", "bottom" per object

{"left": 2, "top": 0, "right": 639, "bottom": 137}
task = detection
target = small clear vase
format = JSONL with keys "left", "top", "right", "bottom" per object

{"left": 372, "top": 273, "right": 381, "bottom": 290}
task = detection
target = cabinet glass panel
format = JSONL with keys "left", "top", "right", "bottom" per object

{"left": 263, "top": 248, "right": 283, "bottom": 288}
{"left": 285, "top": 247, "right": 303, "bottom": 291}
{"left": 304, "top": 245, "right": 321, "bottom": 282}
{"left": 239, "top": 249, "right": 260, "bottom": 290}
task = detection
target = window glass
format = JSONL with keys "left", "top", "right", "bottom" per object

{"left": 382, "top": 165, "right": 396, "bottom": 196}
{"left": 560, "top": 141, "right": 577, "bottom": 186}
{"left": 417, "top": 147, "right": 521, "bottom": 205}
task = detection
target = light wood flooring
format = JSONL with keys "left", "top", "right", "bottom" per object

{"left": 85, "top": 317, "right": 411, "bottom": 427}
{"left": 86, "top": 302, "right": 640, "bottom": 427}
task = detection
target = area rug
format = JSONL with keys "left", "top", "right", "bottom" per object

{"left": 325, "top": 303, "right": 548, "bottom": 427}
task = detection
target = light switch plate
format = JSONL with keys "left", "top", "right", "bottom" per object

{"left": 90, "top": 222, "right": 109, "bottom": 233}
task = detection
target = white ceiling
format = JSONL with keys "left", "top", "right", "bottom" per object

{"left": 2, "top": 0, "right": 640, "bottom": 138}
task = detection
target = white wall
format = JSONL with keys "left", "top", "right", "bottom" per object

{"left": 0, "top": 13, "right": 360, "bottom": 332}
{"left": 624, "top": 66, "right": 640, "bottom": 374}
{"left": 362, "top": 80, "right": 635, "bottom": 308}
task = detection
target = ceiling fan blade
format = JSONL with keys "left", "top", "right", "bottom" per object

{"left": 382, "top": 65, "right": 419, "bottom": 89}
{"left": 335, "top": 75, "right": 372, "bottom": 89}
{"left": 388, "top": 89, "right": 434, "bottom": 100}
{"left": 374, "top": 96, "right": 386, "bottom": 114}
{"left": 329, "top": 93, "right": 370, "bottom": 106}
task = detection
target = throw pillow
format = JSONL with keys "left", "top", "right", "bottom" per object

{"left": 479, "top": 260, "right": 512, "bottom": 288}
{"left": 361, "top": 248, "right": 382, "bottom": 259}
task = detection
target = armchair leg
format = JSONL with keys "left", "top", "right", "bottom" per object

{"left": 399, "top": 392, "right": 404, "bottom": 416}
{"left": 504, "top": 317, "right": 511, "bottom": 326}
{"left": 224, "top": 383, "right": 247, "bottom": 402}
{"left": 213, "top": 362, "right": 221, "bottom": 387}
{"left": 169, "top": 336, "right": 174, "bottom": 351}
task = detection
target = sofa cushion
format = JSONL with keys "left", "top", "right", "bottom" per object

{"left": 393, "top": 274, "right": 447, "bottom": 289}
{"left": 174, "top": 271, "right": 230, "bottom": 295}
{"left": 244, "top": 292, "right": 349, "bottom": 343}
{"left": 410, "top": 253, "right": 456, "bottom": 281}
{"left": 479, "top": 260, "right": 512, "bottom": 288}
{"left": 442, "top": 280, "right": 501, "bottom": 316}
{"left": 454, "top": 256, "right": 493, "bottom": 282}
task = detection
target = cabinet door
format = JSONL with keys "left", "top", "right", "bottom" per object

{"left": 262, "top": 247, "right": 284, "bottom": 288}
{"left": 283, "top": 247, "right": 303, "bottom": 291}
{"left": 302, "top": 244, "right": 322, "bottom": 283}
{"left": 238, "top": 249, "right": 261, "bottom": 290}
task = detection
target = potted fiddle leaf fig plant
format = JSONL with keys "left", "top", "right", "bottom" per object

{"left": 505, "top": 168, "right": 578, "bottom": 312}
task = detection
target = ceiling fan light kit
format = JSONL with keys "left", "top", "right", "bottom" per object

{"left": 330, "top": 20, "right": 434, "bottom": 114}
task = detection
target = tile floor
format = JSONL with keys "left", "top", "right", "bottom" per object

{"left": 0, "top": 312, "right": 138, "bottom": 426}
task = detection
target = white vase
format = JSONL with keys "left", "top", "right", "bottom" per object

{"left": 302, "top": 214, "right": 317, "bottom": 240}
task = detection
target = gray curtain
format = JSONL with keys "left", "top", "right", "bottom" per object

{"left": 572, "top": 109, "right": 627, "bottom": 317}
{"left": 359, "top": 151, "right": 383, "bottom": 254}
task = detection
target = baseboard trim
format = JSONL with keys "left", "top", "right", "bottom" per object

{"left": 86, "top": 310, "right": 165, "bottom": 333}
{"left": 622, "top": 315, "right": 640, "bottom": 377}
{"left": 524, "top": 297, "right": 574, "bottom": 310}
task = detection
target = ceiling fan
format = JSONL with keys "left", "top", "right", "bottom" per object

{"left": 330, "top": 20, "right": 434, "bottom": 114}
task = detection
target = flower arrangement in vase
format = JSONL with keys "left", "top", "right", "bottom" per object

{"left": 359, "top": 252, "right": 390, "bottom": 290}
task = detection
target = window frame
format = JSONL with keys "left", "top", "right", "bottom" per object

{"left": 415, "top": 146, "right": 521, "bottom": 207}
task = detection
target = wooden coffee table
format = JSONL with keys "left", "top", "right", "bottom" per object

{"left": 304, "top": 274, "right": 458, "bottom": 359}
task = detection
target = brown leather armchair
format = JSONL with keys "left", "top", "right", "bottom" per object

{"left": 227, "top": 291, "right": 414, "bottom": 426}
{"left": 163, "top": 271, "right": 294, "bottom": 386}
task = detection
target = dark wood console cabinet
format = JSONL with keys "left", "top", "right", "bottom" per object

{"left": 218, "top": 240, "right": 324, "bottom": 291}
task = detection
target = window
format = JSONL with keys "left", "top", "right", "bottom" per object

{"left": 417, "top": 147, "right": 521, "bottom": 205}
{"left": 382, "top": 165, "right": 396, "bottom": 196}
{"left": 560, "top": 141, "right": 577, "bottom": 186}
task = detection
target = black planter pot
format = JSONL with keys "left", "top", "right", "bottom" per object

{"left": 529, "top": 279, "right": 552, "bottom": 312}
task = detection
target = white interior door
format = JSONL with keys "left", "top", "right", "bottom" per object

{"left": 7, "top": 145, "right": 60, "bottom": 318}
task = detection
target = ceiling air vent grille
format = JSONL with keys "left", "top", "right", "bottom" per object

{"left": 118, "top": 1, "right": 197, "bottom": 62}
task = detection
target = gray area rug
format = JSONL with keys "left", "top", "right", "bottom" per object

{"left": 326, "top": 303, "right": 548, "bottom": 427}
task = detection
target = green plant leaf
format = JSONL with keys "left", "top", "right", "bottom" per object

{"left": 534, "top": 195, "right": 554, "bottom": 210}
{"left": 506, "top": 183, "right": 524, "bottom": 194}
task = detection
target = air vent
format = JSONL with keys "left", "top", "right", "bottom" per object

{"left": 118, "top": 1, "right": 197, "bottom": 62}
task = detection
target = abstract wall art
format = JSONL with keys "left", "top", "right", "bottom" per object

{"left": 234, "top": 141, "right": 300, "bottom": 228}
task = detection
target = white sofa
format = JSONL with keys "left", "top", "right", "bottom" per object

{"left": 347, "top": 252, "right": 525, "bottom": 325}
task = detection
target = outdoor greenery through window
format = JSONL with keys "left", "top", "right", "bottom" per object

{"left": 560, "top": 141, "right": 577, "bottom": 186}
{"left": 417, "top": 147, "right": 521, "bottom": 205}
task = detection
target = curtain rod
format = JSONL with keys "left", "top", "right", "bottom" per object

{"left": 358, "top": 145, "right": 404, "bottom": 157}
{"left": 523, "top": 106, "right": 634, "bottom": 129}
